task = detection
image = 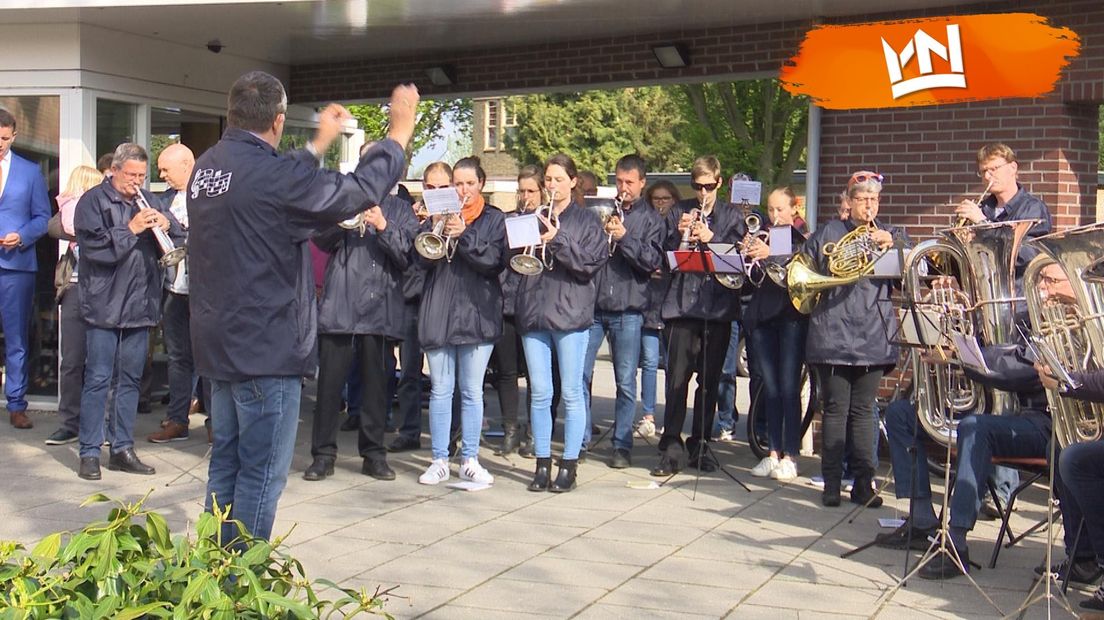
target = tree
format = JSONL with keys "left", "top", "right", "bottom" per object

{"left": 676, "top": 79, "right": 809, "bottom": 200}
{"left": 505, "top": 88, "right": 691, "bottom": 176}
{"left": 347, "top": 99, "right": 472, "bottom": 165}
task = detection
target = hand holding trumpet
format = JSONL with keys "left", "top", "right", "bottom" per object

{"left": 128, "top": 207, "right": 169, "bottom": 236}
{"left": 743, "top": 236, "right": 770, "bottom": 261}
{"left": 605, "top": 215, "right": 626, "bottom": 242}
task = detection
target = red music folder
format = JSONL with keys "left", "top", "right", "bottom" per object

{"left": 667, "top": 250, "right": 708, "bottom": 273}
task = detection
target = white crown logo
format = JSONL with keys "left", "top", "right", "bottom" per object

{"left": 881, "top": 24, "right": 966, "bottom": 99}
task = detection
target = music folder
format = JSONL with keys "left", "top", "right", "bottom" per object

{"left": 666, "top": 248, "right": 745, "bottom": 274}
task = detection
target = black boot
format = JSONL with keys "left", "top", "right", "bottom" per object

{"left": 822, "top": 478, "right": 842, "bottom": 507}
{"left": 303, "top": 457, "right": 335, "bottom": 481}
{"left": 528, "top": 457, "right": 552, "bottom": 492}
{"left": 550, "top": 459, "right": 578, "bottom": 493}
{"left": 518, "top": 427, "right": 535, "bottom": 459}
{"left": 497, "top": 424, "right": 521, "bottom": 456}
{"left": 850, "top": 476, "right": 883, "bottom": 508}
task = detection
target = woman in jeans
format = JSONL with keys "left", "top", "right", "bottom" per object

{"left": 803, "top": 171, "right": 906, "bottom": 507}
{"left": 746, "top": 187, "right": 809, "bottom": 481}
{"left": 636, "top": 181, "right": 679, "bottom": 438}
{"left": 417, "top": 157, "right": 507, "bottom": 487}
{"left": 515, "top": 154, "right": 607, "bottom": 492}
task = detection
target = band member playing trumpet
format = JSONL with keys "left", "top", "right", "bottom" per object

{"left": 582, "top": 154, "right": 666, "bottom": 469}
{"left": 417, "top": 157, "right": 506, "bottom": 487}
{"left": 516, "top": 154, "right": 607, "bottom": 491}
{"left": 651, "top": 156, "right": 746, "bottom": 477}
{"left": 745, "top": 188, "right": 809, "bottom": 481}
{"left": 805, "top": 171, "right": 905, "bottom": 508}
{"left": 303, "top": 180, "right": 418, "bottom": 482}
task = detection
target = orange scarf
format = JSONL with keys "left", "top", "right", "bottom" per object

{"left": 461, "top": 193, "right": 485, "bottom": 226}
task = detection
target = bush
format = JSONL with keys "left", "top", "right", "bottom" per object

{"left": 0, "top": 492, "right": 391, "bottom": 619}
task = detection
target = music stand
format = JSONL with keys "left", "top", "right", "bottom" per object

{"left": 664, "top": 246, "right": 750, "bottom": 495}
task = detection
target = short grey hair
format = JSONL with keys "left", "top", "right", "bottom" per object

{"left": 843, "top": 178, "right": 882, "bottom": 201}
{"left": 111, "top": 143, "right": 149, "bottom": 169}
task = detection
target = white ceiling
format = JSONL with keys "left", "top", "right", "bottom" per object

{"left": 1, "top": 0, "right": 984, "bottom": 65}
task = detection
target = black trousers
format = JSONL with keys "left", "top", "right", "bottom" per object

{"left": 311, "top": 333, "right": 394, "bottom": 460}
{"left": 815, "top": 364, "right": 884, "bottom": 487}
{"left": 58, "top": 285, "right": 86, "bottom": 434}
{"left": 658, "top": 318, "right": 731, "bottom": 452}
{"left": 490, "top": 316, "right": 521, "bottom": 427}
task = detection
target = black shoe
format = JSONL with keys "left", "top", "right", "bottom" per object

{"left": 850, "top": 477, "right": 884, "bottom": 508}
{"left": 1081, "top": 583, "right": 1104, "bottom": 611}
{"left": 303, "top": 457, "right": 335, "bottom": 481}
{"left": 875, "top": 523, "right": 937, "bottom": 551}
{"left": 45, "top": 428, "right": 79, "bottom": 445}
{"left": 496, "top": 424, "right": 521, "bottom": 456}
{"left": 1034, "top": 558, "right": 1104, "bottom": 586}
{"left": 687, "top": 443, "right": 718, "bottom": 473}
{"left": 340, "top": 415, "right": 359, "bottom": 432}
{"left": 550, "top": 459, "right": 577, "bottom": 493}
{"left": 919, "top": 545, "right": 970, "bottom": 580}
{"left": 386, "top": 436, "right": 421, "bottom": 453}
{"left": 78, "top": 457, "right": 101, "bottom": 480}
{"left": 822, "top": 480, "right": 841, "bottom": 507}
{"left": 137, "top": 401, "right": 152, "bottom": 414}
{"left": 362, "top": 457, "right": 396, "bottom": 481}
{"left": 107, "top": 448, "right": 155, "bottom": 475}
{"left": 528, "top": 457, "right": 552, "bottom": 492}
{"left": 610, "top": 449, "right": 631, "bottom": 469}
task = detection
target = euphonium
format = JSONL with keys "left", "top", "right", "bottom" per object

{"left": 132, "top": 184, "right": 186, "bottom": 268}
{"left": 510, "top": 189, "right": 558, "bottom": 275}
{"left": 1026, "top": 222, "right": 1104, "bottom": 447}
{"left": 786, "top": 222, "right": 883, "bottom": 314}
{"left": 904, "top": 238, "right": 985, "bottom": 447}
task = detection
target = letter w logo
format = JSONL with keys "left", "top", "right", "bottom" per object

{"left": 881, "top": 24, "right": 966, "bottom": 99}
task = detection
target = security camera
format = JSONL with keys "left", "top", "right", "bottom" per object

{"left": 206, "top": 39, "right": 223, "bottom": 54}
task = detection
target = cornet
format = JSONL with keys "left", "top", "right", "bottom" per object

{"left": 950, "top": 179, "right": 993, "bottom": 228}
{"left": 339, "top": 211, "right": 369, "bottom": 236}
{"left": 132, "top": 184, "right": 185, "bottom": 268}
{"left": 606, "top": 192, "right": 627, "bottom": 256}
{"left": 415, "top": 196, "right": 466, "bottom": 262}
{"left": 740, "top": 212, "right": 771, "bottom": 287}
{"left": 510, "top": 189, "right": 558, "bottom": 275}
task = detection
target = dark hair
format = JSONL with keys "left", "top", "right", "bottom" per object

{"left": 227, "top": 71, "right": 288, "bottom": 133}
{"left": 0, "top": 109, "right": 15, "bottom": 131}
{"left": 646, "top": 180, "right": 681, "bottom": 203}
{"left": 422, "top": 161, "right": 453, "bottom": 182}
{"left": 96, "top": 153, "right": 114, "bottom": 174}
{"left": 453, "top": 156, "right": 486, "bottom": 185}
{"left": 517, "top": 164, "right": 543, "bottom": 186}
{"left": 615, "top": 154, "right": 647, "bottom": 178}
{"left": 578, "top": 170, "right": 598, "bottom": 186}
{"left": 544, "top": 153, "right": 578, "bottom": 179}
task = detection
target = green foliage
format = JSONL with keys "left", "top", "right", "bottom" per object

{"left": 277, "top": 131, "right": 343, "bottom": 171}
{"left": 0, "top": 492, "right": 392, "bottom": 619}
{"left": 505, "top": 88, "right": 692, "bottom": 176}
{"left": 348, "top": 99, "right": 473, "bottom": 162}
{"left": 675, "top": 79, "right": 809, "bottom": 201}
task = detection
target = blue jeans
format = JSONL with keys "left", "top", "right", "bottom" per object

{"left": 79, "top": 327, "right": 148, "bottom": 458}
{"left": 715, "top": 321, "right": 741, "bottom": 434}
{"left": 206, "top": 376, "right": 301, "bottom": 542}
{"left": 747, "top": 319, "right": 807, "bottom": 456}
{"left": 425, "top": 343, "right": 494, "bottom": 461}
{"left": 523, "top": 329, "right": 589, "bottom": 459}
{"left": 1057, "top": 441, "right": 1104, "bottom": 564}
{"left": 582, "top": 311, "right": 643, "bottom": 451}
{"left": 640, "top": 328, "right": 661, "bottom": 417}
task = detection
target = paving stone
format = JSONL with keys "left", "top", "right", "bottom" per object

{"left": 575, "top": 603, "right": 717, "bottom": 619}
{"left": 544, "top": 536, "right": 679, "bottom": 567}
{"left": 598, "top": 578, "right": 749, "bottom": 617}
{"left": 500, "top": 556, "right": 642, "bottom": 589}
{"left": 741, "top": 581, "right": 882, "bottom": 616}
{"left": 449, "top": 578, "right": 607, "bottom": 617}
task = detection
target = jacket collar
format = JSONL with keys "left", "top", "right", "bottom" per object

{"left": 223, "top": 127, "right": 278, "bottom": 156}
{"left": 99, "top": 177, "right": 139, "bottom": 206}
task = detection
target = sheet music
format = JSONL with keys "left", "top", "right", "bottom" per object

{"left": 505, "top": 214, "right": 540, "bottom": 249}
{"left": 730, "top": 180, "right": 762, "bottom": 205}
{"left": 951, "top": 332, "right": 990, "bottom": 373}
{"left": 422, "top": 188, "right": 462, "bottom": 215}
{"left": 1019, "top": 326, "right": 1082, "bottom": 389}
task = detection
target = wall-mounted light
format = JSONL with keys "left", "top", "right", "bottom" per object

{"left": 425, "top": 65, "right": 457, "bottom": 86}
{"left": 652, "top": 44, "right": 690, "bottom": 69}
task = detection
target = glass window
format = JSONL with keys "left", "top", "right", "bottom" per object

{"left": 150, "top": 107, "right": 222, "bottom": 186}
{"left": 96, "top": 99, "right": 137, "bottom": 161}
{"left": 484, "top": 100, "right": 499, "bottom": 151}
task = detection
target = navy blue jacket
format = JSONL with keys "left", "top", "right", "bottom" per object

{"left": 1066, "top": 369, "right": 1104, "bottom": 404}
{"left": 515, "top": 202, "right": 608, "bottom": 333}
{"left": 804, "top": 217, "right": 908, "bottom": 367}
{"left": 188, "top": 130, "right": 405, "bottom": 381}
{"left": 314, "top": 194, "right": 417, "bottom": 339}
{"left": 661, "top": 199, "right": 746, "bottom": 322}
{"left": 75, "top": 178, "right": 185, "bottom": 328}
{"left": 979, "top": 185, "right": 1052, "bottom": 290}
{"left": 417, "top": 205, "right": 507, "bottom": 349}
{"left": 593, "top": 197, "right": 665, "bottom": 313}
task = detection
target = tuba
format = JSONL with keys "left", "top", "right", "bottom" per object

{"left": 786, "top": 222, "right": 883, "bottom": 314}
{"left": 133, "top": 185, "right": 186, "bottom": 268}
{"left": 510, "top": 189, "right": 558, "bottom": 275}
{"left": 1025, "top": 223, "right": 1104, "bottom": 447}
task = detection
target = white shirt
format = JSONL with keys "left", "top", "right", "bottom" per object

{"left": 0, "top": 150, "right": 11, "bottom": 200}
{"left": 167, "top": 191, "right": 189, "bottom": 295}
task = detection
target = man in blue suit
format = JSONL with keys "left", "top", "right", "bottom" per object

{"left": 0, "top": 109, "right": 50, "bottom": 429}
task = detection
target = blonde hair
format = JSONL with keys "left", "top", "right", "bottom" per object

{"left": 976, "top": 143, "right": 1017, "bottom": 166}
{"left": 63, "top": 165, "right": 104, "bottom": 197}
{"left": 690, "top": 156, "right": 721, "bottom": 181}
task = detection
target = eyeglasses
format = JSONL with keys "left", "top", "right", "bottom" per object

{"left": 424, "top": 183, "right": 450, "bottom": 190}
{"left": 849, "top": 196, "right": 880, "bottom": 204}
{"left": 117, "top": 170, "right": 147, "bottom": 181}
{"left": 847, "top": 171, "right": 884, "bottom": 188}
{"left": 690, "top": 182, "right": 720, "bottom": 192}
{"left": 651, "top": 195, "right": 675, "bottom": 202}
{"left": 1040, "top": 274, "right": 1067, "bottom": 286}
{"left": 977, "top": 161, "right": 1013, "bottom": 178}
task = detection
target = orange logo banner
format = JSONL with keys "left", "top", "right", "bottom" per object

{"left": 780, "top": 13, "right": 1080, "bottom": 109}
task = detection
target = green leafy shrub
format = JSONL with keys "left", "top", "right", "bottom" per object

{"left": 0, "top": 492, "right": 392, "bottom": 619}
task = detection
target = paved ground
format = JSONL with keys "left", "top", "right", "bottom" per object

{"left": 0, "top": 360, "right": 1090, "bottom": 619}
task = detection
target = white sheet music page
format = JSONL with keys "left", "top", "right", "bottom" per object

{"left": 505, "top": 214, "right": 541, "bottom": 249}
{"left": 422, "top": 188, "right": 462, "bottom": 215}
{"left": 952, "top": 332, "right": 990, "bottom": 373}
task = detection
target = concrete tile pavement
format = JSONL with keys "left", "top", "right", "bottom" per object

{"left": 0, "top": 362, "right": 1088, "bottom": 619}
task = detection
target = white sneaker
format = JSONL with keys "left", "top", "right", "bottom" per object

{"left": 717, "top": 429, "right": 734, "bottom": 442}
{"left": 750, "top": 456, "right": 779, "bottom": 478}
{"left": 636, "top": 418, "right": 656, "bottom": 438}
{"left": 771, "top": 459, "right": 798, "bottom": 481}
{"left": 460, "top": 458, "right": 494, "bottom": 485}
{"left": 418, "top": 459, "right": 450, "bottom": 485}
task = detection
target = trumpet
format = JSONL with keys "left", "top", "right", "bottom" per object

{"left": 339, "top": 210, "right": 373, "bottom": 237}
{"left": 510, "top": 189, "right": 558, "bottom": 275}
{"left": 606, "top": 192, "right": 627, "bottom": 256}
{"left": 132, "top": 184, "right": 185, "bottom": 268}
{"left": 678, "top": 207, "right": 703, "bottom": 250}
{"left": 415, "top": 196, "right": 465, "bottom": 262}
{"left": 680, "top": 203, "right": 744, "bottom": 289}
{"left": 740, "top": 212, "right": 771, "bottom": 287}
{"left": 951, "top": 179, "right": 993, "bottom": 228}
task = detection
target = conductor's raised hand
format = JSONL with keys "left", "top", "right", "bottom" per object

{"left": 312, "top": 103, "right": 352, "bottom": 155}
{"left": 387, "top": 84, "right": 421, "bottom": 151}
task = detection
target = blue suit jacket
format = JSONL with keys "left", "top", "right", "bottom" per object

{"left": 0, "top": 153, "right": 50, "bottom": 272}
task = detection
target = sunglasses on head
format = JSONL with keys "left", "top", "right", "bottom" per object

{"left": 848, "top": 172, "right": 884, "bottom": 188}
{"left": 691, "top": 181, "right": 720, "bottom": 192}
